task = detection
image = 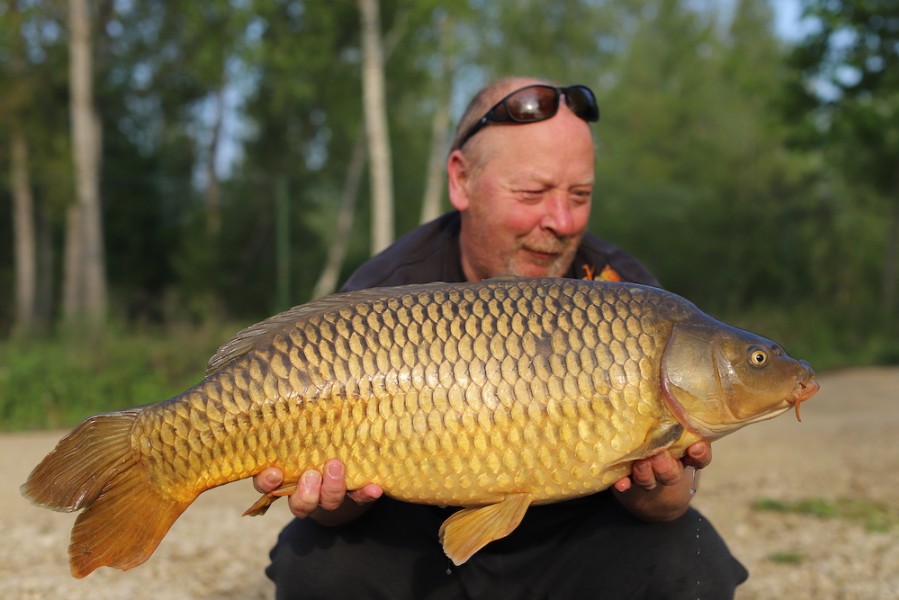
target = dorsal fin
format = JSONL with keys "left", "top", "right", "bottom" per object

{"left": 204, "top": 282, "right": 454, "bottom": 376}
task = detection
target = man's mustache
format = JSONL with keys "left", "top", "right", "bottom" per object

{"left": 521, "top": 236, "right": 572, "bottom": 255}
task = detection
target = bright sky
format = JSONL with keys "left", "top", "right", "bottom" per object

{"left": 772, "top": 0, "right": 805, "bottom": 41}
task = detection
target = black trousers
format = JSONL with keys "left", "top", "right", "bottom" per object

{"left": 266, "top": 491, "right": 748, "bottom": 599}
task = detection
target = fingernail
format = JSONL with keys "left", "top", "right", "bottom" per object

{"left": 326, "top": 461, "right": 343, "bottom": 478}
{"left": 302, "top": 470, "right": 320, "bottom": 491}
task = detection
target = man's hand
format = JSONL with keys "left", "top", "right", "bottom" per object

{"left": 253, "top": 459, "right": 382, "bottom": 526}
{"left": 611, "top": 441, "right": 711, "bottom": 522}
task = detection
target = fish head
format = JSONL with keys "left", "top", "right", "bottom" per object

{"left": 661, "top": 316, "right": 819, "bottom": 440}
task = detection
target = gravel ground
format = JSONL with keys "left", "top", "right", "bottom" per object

{"left": 2, "top": 367, "right": 897, "bottom": 599}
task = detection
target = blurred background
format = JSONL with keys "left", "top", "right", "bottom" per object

{"left": 1, "top": 0, "right": 897, "bottom": 429}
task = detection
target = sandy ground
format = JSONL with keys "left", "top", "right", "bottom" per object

{"left": 1, "top": 367, "right": 897, "bottom": 599}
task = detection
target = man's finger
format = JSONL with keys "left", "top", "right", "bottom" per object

{"left": 684, "top": 442, "right": 712, "bottom": 469}
{"left": 253, "top": 467, "right": 284, "bottom": 493}
{"left": 288, "top": 469, "right": 323, "bottom": 518}
{"left": 630, "top": 459, "right": 657, "bottom": 490}
{"left": 649, "top": 452, "right": 682, "bottom": 486}
{"left": 348, "top": 483, "right": 384, "bottom": 505}
{"left": 318, "top": 460, "right": 348, "bottom": 511}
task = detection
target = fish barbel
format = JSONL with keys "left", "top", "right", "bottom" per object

{"left": 21, "top": 278, "right": 819, "bottom": 577}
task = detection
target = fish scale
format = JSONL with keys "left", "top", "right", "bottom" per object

{"left": 21, "top": 277, "right": 819, "bottom": 577}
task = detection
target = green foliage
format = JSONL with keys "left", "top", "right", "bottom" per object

{"left": 725, "top": 300, "right": 899, "bottom": 371}
{"left": 0, "top": 323, "right": 236, "bottom": 431}
{"left": 791, "top": 0, "right": 899, "bottom": 322}
{"left": 0, "top": 0, "right": 895, "bottom": 373}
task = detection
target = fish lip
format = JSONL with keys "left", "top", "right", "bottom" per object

{"left": 790, "top": 378, "right": 820, "bottom": 404}
{"left": 786, "top": 361, "right": 820, "bottom": 421}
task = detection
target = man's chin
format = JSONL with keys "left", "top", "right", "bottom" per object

{"left": 510, "top": 259, "right": 568, "bottom": 279}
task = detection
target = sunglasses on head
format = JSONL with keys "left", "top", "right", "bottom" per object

{"left": 455, "top": 84, "right": 600, "bottom": 150}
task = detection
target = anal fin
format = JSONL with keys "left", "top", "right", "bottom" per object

{"left": 242, "top": 482, "right": 298, "bottom": 517}
{"left": 438, "top": 493, "right": 532, "bottom": 565}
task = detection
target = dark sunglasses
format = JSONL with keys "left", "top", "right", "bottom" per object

{"left": 455, "top": 84, "right": 600, "bottom": 149}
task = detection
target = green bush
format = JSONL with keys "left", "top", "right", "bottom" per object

{"left": 0, "top": 323, "right": 237, "bottom": 431}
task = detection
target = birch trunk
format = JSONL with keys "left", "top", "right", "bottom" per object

{"left": 205, "top": 85, "right": 225, "bottom": 237}
{"left": 11, "top": 130, "right": 36, "bottom": 335}
{"left": 359, "top": 0, "right": 394, "bottom": 255}
{"left": 883, "top": 199, "right": 898, "bottom": 322}
{"left": 310, "top": 11, "right": 408, "bottom": 298}
{"left": 64, "top": 0, "right": 107, "bottom": 325}
{"left": 420, "top": 13, "right": 453, "bottom": 225}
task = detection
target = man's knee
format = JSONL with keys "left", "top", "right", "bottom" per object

{"left": 642, "top": 509, "right": 749, "bottom": 599}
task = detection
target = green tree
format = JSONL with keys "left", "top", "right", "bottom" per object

{"left": 1, "top": 0, "right": 71, "bottom": 333}
{"left": 792, "top": 0, "right": 899, "bottom": 324}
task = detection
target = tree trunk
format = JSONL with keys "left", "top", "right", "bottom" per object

{"left": 420, "top": 13, "right": 453, "bottom": 225}
{"left": 359, "top": 0, "right": 394, "bottom": 255}
{"left": 8, "top": 0, "right": 37, "bottom": 336}
{"left": 883, "top": 199, "right": 898, "bottom": 324}
{"left": 36, "top": 207, "right": 56, "bottom": 327}
{"left": 312, "top": 136, "right": 367, "bottom": 299}
{"left": 310, "top": 10, "right": 407, "bottom": 298}
{"left": 205, "top": 84, "right": 225, "bottom": 237}
{"left": 65, "top": 0, "right": 107, "bottom": 326}
{"left": 11, "top": 129, "right": 37, "bottom": 336}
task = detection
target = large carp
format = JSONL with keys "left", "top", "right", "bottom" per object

{"left": 22, "top": 278, "right": 818, "bottom": 578}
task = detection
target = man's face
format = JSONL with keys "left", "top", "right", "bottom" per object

{"left": 450, "top": 96, "right": 595, "bottom": 281}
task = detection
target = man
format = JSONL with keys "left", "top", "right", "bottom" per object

{"left": 256, "top": 77, "right": 748, "bottom": 598}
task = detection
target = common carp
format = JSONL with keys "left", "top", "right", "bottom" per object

{"left": 21, "top": 278, "right": 818, "bottom": 578}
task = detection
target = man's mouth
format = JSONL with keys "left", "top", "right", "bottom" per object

{"left": 526, "top": 249, "right": 556, "bottom": 260}
{"left": 522, "top": 246, "right": 563, "bottom": 262}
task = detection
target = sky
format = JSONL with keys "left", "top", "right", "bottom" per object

{"left": 772, "top": 0, "right": 806, "bottom": 41}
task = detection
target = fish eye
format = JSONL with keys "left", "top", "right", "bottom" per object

{"left": 749, "top": 346, "right": 768, "bottom": 367}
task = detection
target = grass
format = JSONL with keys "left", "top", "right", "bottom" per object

{"left": 753, "top": 496, "right": 899, "bottom": 566}
{"left": 0, "top": 322, "right": 239, "bottom": 431}
{"left": 753, "top": 497, "right": 899, "bottom": 533}
{"left": 767, "top": 551, "right": 805, "bottom": 565}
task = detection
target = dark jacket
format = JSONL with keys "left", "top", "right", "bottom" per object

{"left": 341, "top": 211, "right": 659, "bottom": 292}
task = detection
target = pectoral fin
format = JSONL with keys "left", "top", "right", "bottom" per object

{"left": 607, "top": 421, "right": 685, "bottom": 468}
{"left": 438, "top": 493, "right": 533, "bottom": 565}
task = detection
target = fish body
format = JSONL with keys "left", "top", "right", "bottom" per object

{"left": 21, "top": 278, "right": 818, "bottom": 577}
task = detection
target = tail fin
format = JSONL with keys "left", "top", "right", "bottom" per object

{"left": 20, "top": 409, "right": 193, "bottom": 578}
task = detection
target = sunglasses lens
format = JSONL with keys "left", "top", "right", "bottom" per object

{"left": 506, "top": 86, "right": 559, "bottom": 122}
{"left": 565, "top": 86, "right": 600, "bottom": 122}
{"left": 456, "top": 84, "right": 598, "bottom": 149}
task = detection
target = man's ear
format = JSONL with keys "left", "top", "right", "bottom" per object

{"left": 447, "top": 150, "right": 470, "bottom": 211}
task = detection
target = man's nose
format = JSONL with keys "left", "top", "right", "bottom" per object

{"left": 540, "top": 194, "right": 576, "bottom": 236}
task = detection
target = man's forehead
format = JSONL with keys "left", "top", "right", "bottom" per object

{"left": 488, "top": 78, "right": 548, "bottom": 103}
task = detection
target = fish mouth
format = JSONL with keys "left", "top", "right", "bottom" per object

{"left": 786, "top": 360, "right": 819, "bottom": 422}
